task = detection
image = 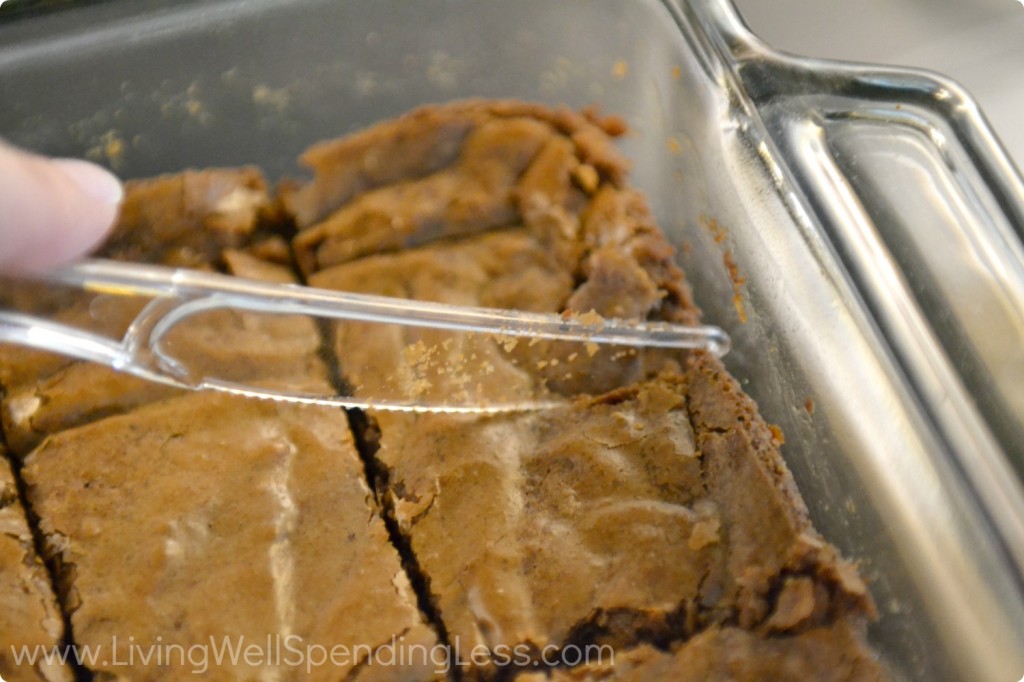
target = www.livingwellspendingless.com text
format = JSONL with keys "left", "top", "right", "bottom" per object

{"left": 9, "top": 634, "right": 615, "bottom": 675}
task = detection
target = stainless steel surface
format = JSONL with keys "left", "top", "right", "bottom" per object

{"left": 1, "top": 0, "right": 1023, "bottom": 679}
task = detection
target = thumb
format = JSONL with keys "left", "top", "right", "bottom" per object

{"left": 0, "top": 141, "right": 123, "bottom": 273}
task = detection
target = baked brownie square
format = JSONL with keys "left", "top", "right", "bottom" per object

{"left": 21, "top": 394, "right": 440, "bottom": 681}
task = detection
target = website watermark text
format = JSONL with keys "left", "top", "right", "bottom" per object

{"left": 10, "top": 635, "right": 613, "bottom": 675}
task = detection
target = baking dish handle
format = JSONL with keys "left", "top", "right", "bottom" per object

{"left": 685, "top": 0, "right": 1024, "bottom": 543}
{"left": 690, "top": 0, "right": 1024, "bottom": 233}
{"left": 677, "top": 2, "right": 1024, "bottom": 678}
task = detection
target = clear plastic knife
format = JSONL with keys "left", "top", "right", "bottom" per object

{"left": 0, "top": 259, "right": 730, "bottom": 413}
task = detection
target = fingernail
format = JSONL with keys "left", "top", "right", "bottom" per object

{"left": 51, "top": 158, "right": 124, "bottom": 205}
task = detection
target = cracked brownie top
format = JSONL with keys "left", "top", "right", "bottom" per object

{"left": 0, "top": 99, "right": 887, "bottom": 681}
{"left": 20, "top": 392, "right": 441, "bottom": 681}
{"left": 291, "top": 100, "right": 884, "bottom": 679}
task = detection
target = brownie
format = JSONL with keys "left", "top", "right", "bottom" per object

{"left": 2, "top": 169, "right": 442, "bottom": 679}
{"left": 0, "top": 99, "right": 886, "bottom": 681}
{"left": 0, "top": 169, "right": 326, "bottom": 454}
{"left": 100, "top": 166, "right": 274, "bottom": 268}
{"left": 303, "top": 102, "right": 702, "bottom": 407}
{"left": 293, "top": 100, "right": 883, "bottom": 679}
{"left": 300, "top": 365, "right": 874, "bottom": 678}
{"left": 286, "top": 99, "right": 698, "bottom": 334}
{"left": 20, "top": 393, "right": 440, "bottom": 681}
{"left": 0, "top": 449, "right": 70, "bottom": 682}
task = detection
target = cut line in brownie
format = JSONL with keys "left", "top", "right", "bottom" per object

{"left": 0, "top": 447, "right": 70, "bottom": 682}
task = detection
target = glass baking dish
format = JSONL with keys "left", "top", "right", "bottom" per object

{"left": 1, "top": 0, "right": 1023, "bottom": 679}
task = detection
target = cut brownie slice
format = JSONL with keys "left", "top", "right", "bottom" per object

{"left": 0, "top": 449, "right": 70, "bottom": 682}
{"left": 364, "top": 376, "right": 714, "bottom": 657}
{"left": 21, "top": 393, "right": 440, "bottom": 681}
{"left": 0, "top": 169, "right": 326, "bottom": 455}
